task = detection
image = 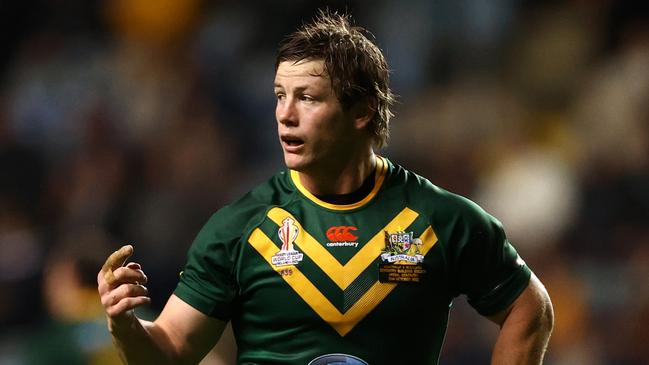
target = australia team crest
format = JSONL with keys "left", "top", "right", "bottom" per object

{"left": 379, "top": 230, "right": 427, "bottom": 283}
{"left": 381, "top": 231, "right": 424, "bottom": 264}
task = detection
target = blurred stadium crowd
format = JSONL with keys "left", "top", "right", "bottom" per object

{"left": 0, "top": 1, "right": 648, "bottom": 364}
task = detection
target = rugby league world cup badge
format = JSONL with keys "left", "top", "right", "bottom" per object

{"left": 272, "top": 217, "right": 304, "bottom": 268}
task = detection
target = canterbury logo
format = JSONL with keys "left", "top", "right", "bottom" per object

{"left": 326, "top": 226, "right": 358, "bottom": 242}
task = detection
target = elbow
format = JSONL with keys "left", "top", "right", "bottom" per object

{"left": 538, "top": 294, "right": 554, "bottom": 337}
{"left": 528, "top": 278, "right": 554, "bottom": 341}
{"left": 523, "top": 274, "right": 555, "bottom": 339}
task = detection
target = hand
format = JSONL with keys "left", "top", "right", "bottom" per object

{"left": 98, "top": 245, "right": 151, "bottom": 324}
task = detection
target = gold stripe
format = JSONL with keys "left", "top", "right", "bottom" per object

{"left": 289, "top": 156, "right": 388, "bottom": 211}
{"left": 248, "top": 225, "right": 439, "bottom": 336}
{"left": 267, "top": 207, "right": 419, "bottom": 289}
{"left": 417, "top": 226, "right": 438, "bottom": 256}
{"left": 248, "top": 228, "right": 395, "bottom": 336}
{"left": 248, "top": 225, "right": 438, "bottom": 336}
{"left": 344, "top": 208, "right": 420, "bottom": 286}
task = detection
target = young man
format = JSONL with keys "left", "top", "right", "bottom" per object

{"left": 98, "top": 11, "right": 553, "bottom": 365}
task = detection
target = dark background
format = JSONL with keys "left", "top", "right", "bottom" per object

{"left": 1, "top": 1, "right": 648, "bottom": 364}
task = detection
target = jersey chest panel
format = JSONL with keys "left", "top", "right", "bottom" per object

{"left": 236, "top": 199, "right": 452, "bottom": 345}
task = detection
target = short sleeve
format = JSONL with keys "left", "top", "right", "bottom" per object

{"left": 449, "top": 198, "right": 531, "bottom": 316}
{"left": 174, "top": 212, "right": 238, "bottom": 321}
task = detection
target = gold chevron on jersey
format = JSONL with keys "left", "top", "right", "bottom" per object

{"left": 267, "top": 207, "right": 417, "bottom": 289}
{"left": 248, "top": 208, "right": 438, "bottom": 336}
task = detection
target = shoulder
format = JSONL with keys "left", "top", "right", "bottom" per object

{"left": 386, "top": 159, "right": 500, "bottom": 230}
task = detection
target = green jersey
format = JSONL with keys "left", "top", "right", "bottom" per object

{"left": 174, "top": 157, "right": 531, "bottom": 364}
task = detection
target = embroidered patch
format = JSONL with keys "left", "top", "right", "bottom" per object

{"left": 379, "top": 230, "right": 427, "bottom": 283}
{"left": 271, "top": 217, "right": 304, "bottom": 267}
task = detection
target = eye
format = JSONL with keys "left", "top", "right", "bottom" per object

{"left": 275, "top": 92, "right": 286, "bottom": 101}
{"left": 299, "top": 94, "right": 315, "bottom": 103}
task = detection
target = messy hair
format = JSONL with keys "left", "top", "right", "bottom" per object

{"left": 276, "top": 10, "right": 395, "bottom": 148}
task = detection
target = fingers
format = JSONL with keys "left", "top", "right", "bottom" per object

{"left": 101, "top": 245, "right": 134, "bottom": 285}
{"left": 97, "top": 264, "right": 146, "bottom": 295}
{"left": 109, "top": 266, "right": 148, "bottom": 287}
{"left": 106, "top": 295, "right": 152, "bottom": 318}
{"left": 101, "top": 282, "right": 151, "bottom": 318}
{"left": 98, "top": 245, "right": 151, "bottom": 319}
{"left": 102, "top": 283, "right": 150, "bottom": 306}
{"left": 126, "top": 262, "right": 141, "bottom": 270}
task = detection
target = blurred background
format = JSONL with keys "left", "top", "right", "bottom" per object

{"left": 0, "top": 0, "right": 648, "bottom": 364}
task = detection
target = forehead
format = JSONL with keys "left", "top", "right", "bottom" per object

{"left": 274, "top": 59, "right": 330, "bottom": 87}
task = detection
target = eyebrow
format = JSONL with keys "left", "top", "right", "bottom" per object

{"left": 273, "top": 84, "right": 310, "bottom": 92}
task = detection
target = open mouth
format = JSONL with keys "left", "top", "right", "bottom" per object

{"left": 281, "top": 136, "right": 304, "bottom": 148}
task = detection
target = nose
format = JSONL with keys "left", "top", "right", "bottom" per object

{"left": 276, "top": 98, "right": 298, "bottom": 127}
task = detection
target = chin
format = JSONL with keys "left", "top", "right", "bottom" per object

{"left": 283, "top": 154, "right": 303, "bottom": 170}
{"left": 283, "top": 154, "right": 311, "bottom": 172}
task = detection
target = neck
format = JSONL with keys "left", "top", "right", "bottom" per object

{"left": 297, "top": 149, "right": 376, "bottom": 196}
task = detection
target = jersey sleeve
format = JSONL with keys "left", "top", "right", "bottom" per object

{"left": 174, "top": 211, "right": 238, "bottom": 321}
{"left": 446, "top": 196, "right": 531, "bottom": 316}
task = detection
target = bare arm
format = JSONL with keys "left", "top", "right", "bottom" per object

{"left": 487, "top": 273, "right": 554, "bottom": 365}
{"left": 200, "top": 322, "right": 238, "bottom": 365}
{"left": 98, "top": 245, "right": 226, "bottom": 365}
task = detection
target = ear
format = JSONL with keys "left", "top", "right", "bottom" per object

{"left": 351, "top": 100, "right": 376, "bottom": 130}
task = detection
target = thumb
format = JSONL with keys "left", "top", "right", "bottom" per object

{"left": 101, "top": 245, "right": 134, "bottom": 285}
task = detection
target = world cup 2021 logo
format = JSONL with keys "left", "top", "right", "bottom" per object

{"left": 272, "top": 217, "right": 303, "bottom": 267}
{"left": 279, "top": 217, "right": 299, "bottom": 252}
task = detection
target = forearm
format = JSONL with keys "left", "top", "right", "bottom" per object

{"left": 490, "top": 275, "right": 554, "bottom": 365}
{"left": 490, "top": 311, "right": 552, "bottom": 364}
{"left": 99, "top": 248, "right": 222, "bottom": 365}
{"left": 108, "top": 312, "right": 179, "bottom": 365}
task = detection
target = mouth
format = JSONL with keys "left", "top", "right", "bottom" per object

{"left": 281, "top": 135, "right": 304, "bottom": 150}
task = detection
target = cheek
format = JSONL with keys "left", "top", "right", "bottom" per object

{"left": 322, "top": 113, "right": 352, "bottom": 139}
{"left": 274, "top": 105, "right": 281, "bottom": 123}
{"left": 311, "top": 107, "right": 342, "bottom": 131}
{"left": 310, "top": 117, "right": 336, "bottom": 144}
